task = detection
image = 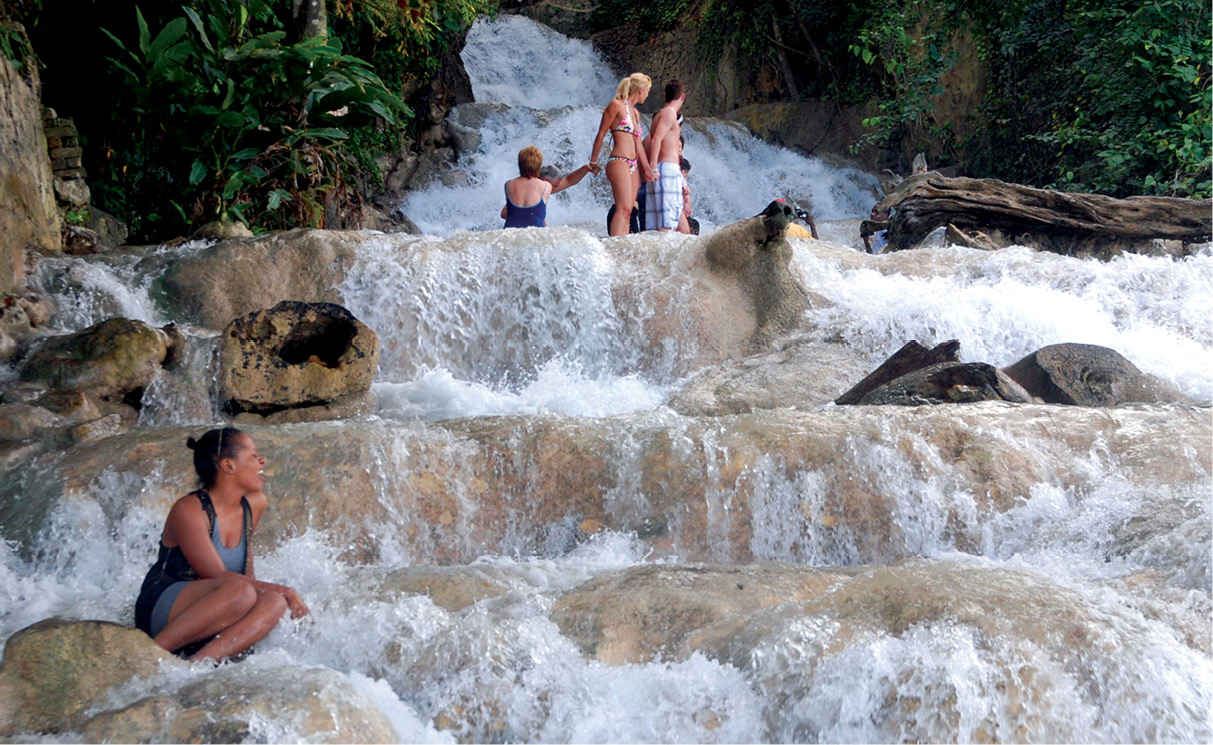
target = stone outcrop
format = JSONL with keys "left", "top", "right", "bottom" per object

{"left": 726, "top": 101, "right": 885, "bottom": 171}
{"left": 880, "top": 173, "right": 1212, "bottom": 257}
{"left": 153, "top": 228, "right": 367, "bottom": 330}
{"left": 702, "top": 204, "right": 808, "bottom": 351}
{"left": 0, "top": 291, "right": 57, "bottom": 363}
{"left": 1003, "top": 343, "right": 1191, "bottom": 407}
{"left": 0, "top": 618, "right": 396, "bottom": 742}
{"left": 219, "top": 301, "right": 379, "bottom": 418}
{"left": 0, "top": 618, "right": 177, "bottom": 736}
{"left": 1, "top": 41, "right": 60, "bottom": 292}
{"left": 18, "top": 317, "right": 177, "bottom": 404}
{"left": 79, "top": 666, "right": 397, "bottom": 743}
{"left": 669, "top": 335, "right": 871, "bottom": 415}
{"left": 4, "top": 404, "right": 1205, "bottom": 567}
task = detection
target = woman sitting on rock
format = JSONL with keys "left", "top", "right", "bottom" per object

{"left": 134, "top": 427, "right": 308, "bottom": 660}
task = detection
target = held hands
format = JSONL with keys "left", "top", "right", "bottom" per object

{"left": 644, "top": 166, "right": 658, "bottom": 182}
{"left": 587, "top": 161, "right": 601, "bottom": 175}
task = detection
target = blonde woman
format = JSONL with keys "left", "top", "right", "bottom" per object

{"left": 590, "top": 73, "right": 656, "bottom": 236}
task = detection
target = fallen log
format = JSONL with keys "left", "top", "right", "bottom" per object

{"left": 880, "top": 174, "right": 1212, "bottom": 257}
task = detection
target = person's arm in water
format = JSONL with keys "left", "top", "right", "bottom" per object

{"left": 242, "top": 491, "right": 308, "bottom": 618}
{"left": 167, "top": 493, "right": 308, "bottom": 618}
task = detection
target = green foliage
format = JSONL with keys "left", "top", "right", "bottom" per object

{"left": 0, "top": 19, "right": 35, "bottom": 75}
{"left": 693, "top": 0, "right": 1209, "bottom": 198}
{"left": 846, "top": 0, "right": 958, "bottom": 153}
{"left": 591, "top": 0, "right": 694, "bottom": 35}
{"left": 1023, "top": 0, "right": 1210, "bottom": 197}
{"left": 98, "top": 0, "right": 410, "bottom": 236}
{"left": 63, "top": 207, "right": 89, "bottom": 226}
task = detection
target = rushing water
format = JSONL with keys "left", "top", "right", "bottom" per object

{"left": 2, "top": 13, "right": 1211, "bottom": 744}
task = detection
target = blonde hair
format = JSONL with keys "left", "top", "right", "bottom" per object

{"left": 615, "top": 73, "right": 652, "bottom": 101}
{"left": 518, "top": 145, "right": 543, "bottom": 178}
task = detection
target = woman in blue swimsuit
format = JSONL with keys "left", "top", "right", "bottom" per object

{"left": 134, "top": 427, "right": 308, "bottom": 660}
{"left": 501, "top": 145, "right": 553, "bottom": 228}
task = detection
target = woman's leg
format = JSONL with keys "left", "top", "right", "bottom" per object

{"left": 607, "top": 159, "right": 634, "bottom": 236}
{"left": 188, "top": 589, "right": 288, "bottom": 661}
{"left": 152, "top": 575, "right": 257, "bottom": 653}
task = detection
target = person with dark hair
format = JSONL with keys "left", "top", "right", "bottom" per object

{"left": 502, "top": 145, "right": 553, "bottom": 228}
{"left": 644, "top": 79, "right": 687, "bottom": 232}
{"left": 678, "top": 156, "right": 696, "bottom": 235}
{"left": 134, "top": 428, "right": 307, "bottom": 661}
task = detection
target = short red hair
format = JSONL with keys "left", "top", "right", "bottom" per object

{"left": 518, "top": 146, "right": 542, "bottom": 178}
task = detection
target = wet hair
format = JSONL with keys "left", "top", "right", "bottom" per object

{"left": 186, "top": 427, "right": 246, "bottom": 488}
{"left": 680, "top": 156, "right": 691, "bottom": 174}
{"left": 615, "top": 72, "right": 652, "bottom": 101}
{"left": 518, "top": 146, "right": 542, "bottom": 178}
{"left": 665, "top": 79, "right": 684, "bottom": 102}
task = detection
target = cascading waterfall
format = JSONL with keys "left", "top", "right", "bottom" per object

{"left": 3, "top": 13, "right": 1211, "bottom": 744}
{"left": 400, "top": 14, "right": 881, "bottom": 235}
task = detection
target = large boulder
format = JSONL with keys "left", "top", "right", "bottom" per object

{"left": 153, "top": 228, "right": 366, "bottom": 329}
{"left": 18, "top": 317, "right": 176, "bottom": 404}
{"left": 219, "top": 301, "right": 379, "bottom": 417}
{"left": 669, "top": 334, "right": 871, "bottom": 415}
{"left": 79, "top": 666, "right": 398, "bottom": 743}
{"left": 0, "top": 618, "right": 177, "bottom": 736}
{"left": 1003, "top": 343, "right": 1190, "bottom": 406}
{"left": 701, "top": 204, "right": 808, "bottom": 351}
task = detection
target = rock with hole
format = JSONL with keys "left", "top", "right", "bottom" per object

{"left": 219, "top": 301, "right": 378, "bottom": 420}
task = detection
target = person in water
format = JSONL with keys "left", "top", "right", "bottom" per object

{"left": 501, "top": 145, "right": 553, "bottom": 228}
{"left": 645, "top": 79, "right": 687, "bottom": 233}
{"left": 590, "top": 72, "right": 656, "bottom": 236}
{"left": 134, "top": 427, "right": 308, "bottom": 661}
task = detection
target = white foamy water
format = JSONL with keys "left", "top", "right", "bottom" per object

{"left": 793, "top": 243, "right": 1213, "bottom": 401}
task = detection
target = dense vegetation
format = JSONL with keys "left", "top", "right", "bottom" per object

{"left": 4, "top": 0, "right": 495, "bottom": 240}
{"left": 597, "top": 0, "right": 1211, "bottom": 199}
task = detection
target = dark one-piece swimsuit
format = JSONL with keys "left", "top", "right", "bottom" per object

{"left": 134, "top": 490, "right": 250, "bottom": 656}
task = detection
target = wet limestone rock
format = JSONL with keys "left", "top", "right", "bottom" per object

{"left": 219, "top": 301, "right": 379, "bottom": 417}
{"left": 79, "top": 666, "right": 398, "bottom": 744}
{"left": 669, "top": 335, "right": 871, "bottom": 415}
{"left": 0, "top": 45, "right": 61, "bottom": 293}
{"left": 1003, "top": 343, "right": 1190, "bottom": 406}
{"left": 703, "top": 203, "right": 808, "bottom": 351}
{"left": 17, "top": 318, "right": 176, "bottom": 404}
{"left": 154, "top": 228, "right": 365, "bottom": 329}
{"left": 552, "top": 563, "right": 843, "bottom": 664}
{"left": 0, "top": 618, "right": 177, "bottom": 736}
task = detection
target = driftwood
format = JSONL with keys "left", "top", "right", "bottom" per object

{"left": 835, "top": 339, "right": 959, "bottom": 405}
{"left": 879, "top": 174, "right": 1212, "bottom": 257}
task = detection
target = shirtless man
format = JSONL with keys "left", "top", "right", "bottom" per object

{"left": 644, "top": 80, "right": 686, "bottom": 232}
